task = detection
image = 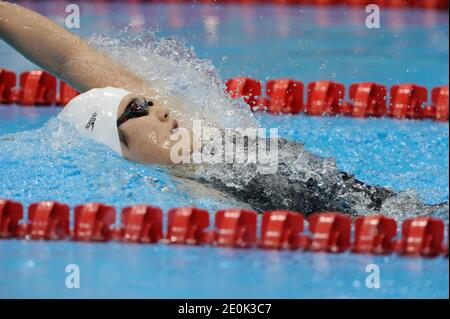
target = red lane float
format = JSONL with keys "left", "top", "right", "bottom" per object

{"left": 254, "top": 97, "right": 271, "bottom": 111}
{"left": 224, "top": 76, "right": 448, "bottom": 121}
{"left": 341, "top": 0, "right": 373, "bottom": 5}
{"left": 0, "top": 198, "right": 448, "bottom": 258}
{"left": 397, "top": 217, "right": 445, "bottom": 257}
{"left": 420, "top": 105, "right": 436, "bottom": 120}
{"left": 0, "top": 68, "right": 16, "bottom": 105}
{"left": 389, "top": 84, "right": 428, "bottom": 119}
{"left": 0, "top": 199, "right": 23, "bottom": 239}
{"left": 306, "top": 81, "right": 345, "bottom": 116}
{"left": 265, "top": 78, "right": 304, "bottom": 114}
{"left": 349, "top": 82, "right": 387, "bottom": 118}
{"left": 353, "top": 215, "right": 397, "bottom": 254}
{"left": 20, "top": 201, "right": 70, "bottom": 240}
{"left": 119, "top": 205, "right": 163, "bottom": 243}
{"left": 225, "top": 77, "right": 261, "bottom": 108}
{"left": 307, "top": 212, "right": 352, "bottom": 252}
{"left": 166, "top": 207, "right": 210, "bottom": 245}
{"left": 432, "top": 85, "right": 449, "bottom": 122}
{"left": 260, "top": 210, "right": 304, "bottom": 250}
{"left": 415, "top": 0, "right": 449, "bottom": 9}
{"left": 380, "top": 0, "right": 413, "bottom": 8}
{"left": 213, "top": 209, "right": 257, "bottom": 248}
{"left": 339, "top": 101, "right": 354, "bottom": 116}
{"left": 306, "top": 0, "right": 340, "bottom": 4}
{"left": 12, "top": 70, "right": 57, "bottom": 106}
{"left": 73, "top": 203, "right": 116, "bottom": 241}
{"left": 57, "top": 81, "right": 80, "bottom": 106}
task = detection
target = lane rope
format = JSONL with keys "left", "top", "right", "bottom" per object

{"left": 0, "top": 199, "right": 448, "bottom": 257}
{"left": 37, "top": 0, "right": 450, "bottom": 11}
{"left": 1, "top": 69, "right": 449, "bottom": 121}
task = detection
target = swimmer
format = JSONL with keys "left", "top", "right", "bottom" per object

{"left": 0, "top": 2, "right": 446, "bottom": 216}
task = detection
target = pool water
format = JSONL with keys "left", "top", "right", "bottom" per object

{"left": 0, "top": 1, "right": 448, "bottom": 298}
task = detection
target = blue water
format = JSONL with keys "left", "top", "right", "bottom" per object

{"left": 0, "top": 1, "right": 448, "bottom": 298}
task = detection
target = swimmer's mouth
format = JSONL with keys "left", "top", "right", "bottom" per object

{"left": 170, "top": 120, "right": 179, "bottom": 134}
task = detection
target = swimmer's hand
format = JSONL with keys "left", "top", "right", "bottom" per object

{"left": 0, "top": 1, "right": 84, "bottom": 79}
{"left": 0, "top": 1, "right": 157, "bottom": 96}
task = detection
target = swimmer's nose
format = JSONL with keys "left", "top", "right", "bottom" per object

{"left": 154, "top": 105, "right": 171, "bottom": 122}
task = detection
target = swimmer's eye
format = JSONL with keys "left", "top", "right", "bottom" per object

{"left": 117, "top": 98, "right": 152, "bottom": 127}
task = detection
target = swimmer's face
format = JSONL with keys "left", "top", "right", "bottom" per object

{"left": 117, "top": 94, "right": 190, "bottom": 165}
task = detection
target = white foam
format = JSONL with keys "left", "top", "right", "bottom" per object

{"left": 87, "top": 30, "right": 259, "bottom": 132}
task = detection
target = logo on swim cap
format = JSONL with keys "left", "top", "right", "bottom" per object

{"left": 59, "top": 87, "right": 130, "bottom": 155}
{"left": 85, "top": 113, "right": 97, "bottom": 131}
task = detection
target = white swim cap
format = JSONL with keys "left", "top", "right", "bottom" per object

{"left": 59, "top": 87, "right": 130, "bottom": 155}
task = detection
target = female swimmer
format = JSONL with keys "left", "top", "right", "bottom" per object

{"left": 0, "top": 2, "right": 446, "bottom": 215}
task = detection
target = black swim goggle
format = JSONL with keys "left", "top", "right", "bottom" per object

{"left": 117, "top": 98, "right": 153, "bottom": 127}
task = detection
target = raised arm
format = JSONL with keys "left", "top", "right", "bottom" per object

{"left": 0, "top": 1, "right": 153, "bottom": 95}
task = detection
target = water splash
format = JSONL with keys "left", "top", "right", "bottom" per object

{"left": 87, "top": 29, "right": 258, "bottom": 131}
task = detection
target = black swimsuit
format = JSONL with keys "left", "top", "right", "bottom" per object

{"left": 178, "top": 134, "right": 445, "bottom": 216}
{"left": 197, "top": 137, "right": 396, "bottom": 215}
